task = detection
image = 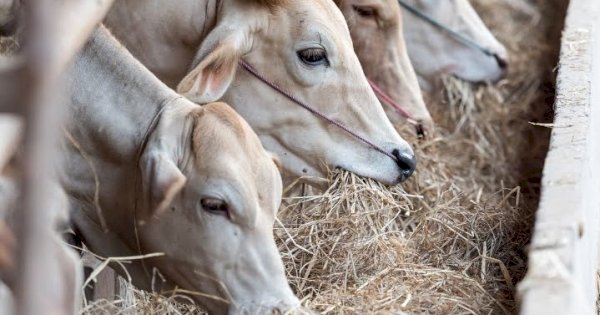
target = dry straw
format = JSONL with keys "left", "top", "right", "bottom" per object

{"left": 0, "top": 37, "right": 17, "bottom": 55}
{"left": 0, "top": 0, "right": 567, "bottom": 313}
{"left": 81, "top": 281, "right": 203, "bottom": 315}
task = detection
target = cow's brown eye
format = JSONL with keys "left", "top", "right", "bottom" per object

{"left": 201, "top": 198, "right": 229, "bottom": 216}
{"left": 297, "top": 48, "right": 329, "bottom": 67}
{"left": 352, "top": 6, "right": 376, "bottom": 18}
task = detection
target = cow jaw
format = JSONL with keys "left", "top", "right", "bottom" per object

{"left": 140, "top": 217, "right": 299, "bottom": 315}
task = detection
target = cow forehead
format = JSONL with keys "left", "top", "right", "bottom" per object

{"left": 190, "top": 105, "right": 273, "bottom": 175}
{"left": 287, "top": 0, "right": 350, "bottom": 35}
{"left": 188, "top": 110, "right": 281, "bottom": 212}
{"left": 204, "top": 103, "right": 247, "bottom": 138}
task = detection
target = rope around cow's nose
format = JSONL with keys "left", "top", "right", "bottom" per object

{"left": 366, "top": 78, "right": 425, "bottom": 136}
{"left": 238, "top": 59, "right": 401, "bottom": 165}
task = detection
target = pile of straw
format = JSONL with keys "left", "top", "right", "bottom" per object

{"left": 81, "top": 282, "right": 201, "bottom": 315}
{"left": 0, "top": 39, "right": 16, "bottom": 55}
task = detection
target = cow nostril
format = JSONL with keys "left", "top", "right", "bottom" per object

{"left": 391, "top": 149, "right": 417, "bottom": 182}
{"left": 494, "top": 53, "right": 508, "bottom": 70}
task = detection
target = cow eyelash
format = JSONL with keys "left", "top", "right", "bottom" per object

{"left": 200, "top": 198, "right": 230, "bottom": 218}
{"left": 297, "top": 47, "right": 330, "bottom": 67}
{"left": 352, "top": 6, "right": 377, "bottom": 18}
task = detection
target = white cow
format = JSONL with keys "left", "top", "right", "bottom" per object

{"left": 104, "top": 0, "right": 417, "bottom": 185}
{"left": 401, "top": 0, "right": 508, "bottom": 89}
{"left": 62, "top": 26, "right": 299, "bottom": 314}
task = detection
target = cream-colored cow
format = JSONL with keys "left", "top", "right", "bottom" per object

{"left": 104, "top": 0, "right": 417, "bottom": 185}
{"left": 62, "top": 26, "right": 299, "bottom": 315}
{"left": 335, "top": 0, "right": 432, "bottom": 134}
{"left": 401, "top": 0, "right": 508, "bottom": 89}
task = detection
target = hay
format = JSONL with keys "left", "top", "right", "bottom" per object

{"left": 275, "top": 0, "right": 567, "bottom": 314}
{"left": 0, "top": 36, "right": 17, "bottom": 55}
{"left": 80, "top": 281, "right": 204, "bottom": 315}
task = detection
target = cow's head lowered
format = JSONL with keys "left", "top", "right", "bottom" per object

{"left": 137, "top": 102, "right": 299, "bottom": 314}
{"left": 335, "top": 0, "right": 432, "bottom": 134}
{"left": 401, "top": 0, "right": 508, "bottom": 89}
{"left": 177, "top": 0, "right": 416, "bottom": 185}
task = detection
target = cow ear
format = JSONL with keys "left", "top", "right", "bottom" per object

{"left": 268, "top": 152, "right": 282, "bottom": 171}
{"left": 140, "top": 152, "right": 187, "bottom": 222}
{"left": 177, "top": 29, "right": 249, "bottom": 104}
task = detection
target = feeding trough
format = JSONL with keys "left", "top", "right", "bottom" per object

{"left": 517, "top": 0, "right": 600, "bottom": 314}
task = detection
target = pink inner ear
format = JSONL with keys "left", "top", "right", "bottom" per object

{"left": 201, "top": 68, "right": 227, "bottom": 95}
{"left": 178, "top": 41, "right": 240, "bottom": 103}
{"left": 152, "top": 173, "right": 186, "bottom": 218}
{"left": 145, "top": 154, "right": 187, "bottom": 218}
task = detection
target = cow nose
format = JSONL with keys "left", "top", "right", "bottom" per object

{"left": 493, "top": 53, "right": 508, "bottom": 70}
{"left": 392, "top": 149, "right": 416, "bottom": 182}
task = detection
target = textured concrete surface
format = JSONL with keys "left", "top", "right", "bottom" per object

{"left": 517, "top": 0, "right": 600, "bottom": 314}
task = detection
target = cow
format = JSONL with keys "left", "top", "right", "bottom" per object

{"left": 61, "top": 26, "right": 300, "bottom": 315}
{"left": 401, "top": 0, "right": 508, "bottom": 89}
{"left": 334, "top": 0, "right": 433, "bottom": 135}
{"left": 104, "top": 0, "right": 417, "bottom": 186}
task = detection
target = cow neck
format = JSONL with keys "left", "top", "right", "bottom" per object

{"left": 104, "top": 0, "right": 219, "bottom": 87}
{"left": 69, "top": 27, "right": 181, "bottom": 160}
{"left": 66, "top": 27, "right": 186, "bottom": 258}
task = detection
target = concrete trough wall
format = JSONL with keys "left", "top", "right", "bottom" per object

{"left": 517, "top": 0, "right": 600, "bottom": 314}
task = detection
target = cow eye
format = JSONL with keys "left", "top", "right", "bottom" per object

{"left": 297, "top": 48, "right": 329, "bottom": 67}
{"left": 200, "top": 198, "right": 229, "bottom": 217}
{"left": 352, "top": 6, "right": 376, "bottom": 18}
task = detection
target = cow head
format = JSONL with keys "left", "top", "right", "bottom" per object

{"left": 138, "top": 102, "right": 300, "bottom": 314}
{"left": 335, "top": 0, "right": 432, "bottom": 134}
{"left": 401, "top": 0, "right": 508, "bottom": 89}
{"left": 177, "top": 0, "right": 416, "bottom": 185}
